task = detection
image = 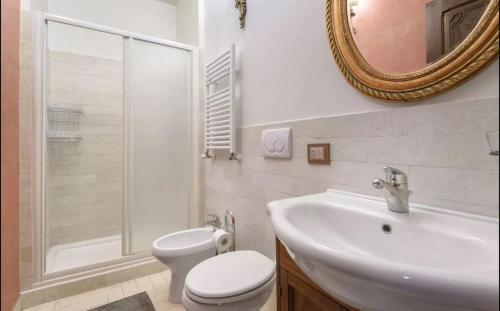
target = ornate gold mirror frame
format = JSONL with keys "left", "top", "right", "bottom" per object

{"left": 326, "top": 0, "right": 499, "bottom": 102}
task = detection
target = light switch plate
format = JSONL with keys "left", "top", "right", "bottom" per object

{"left": 261, "top": 128, "right": 292, "bottom": 159}
{"left": 307, "top": 143, "right": 330, "bottom": 165}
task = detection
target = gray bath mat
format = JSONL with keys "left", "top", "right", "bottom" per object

{"left": 89, "top": 292, "right": 155, "bottom": 311}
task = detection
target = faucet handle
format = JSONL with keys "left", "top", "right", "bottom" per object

{"left": 203, "top": 214, "right": 221, "bottom": 229}
{"left": 384, "top": 167, "right": 408, "bottom": 185}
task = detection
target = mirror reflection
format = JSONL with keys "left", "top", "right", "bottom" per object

{"left": 348, "top": 0, "right": 491, "bottom": 73}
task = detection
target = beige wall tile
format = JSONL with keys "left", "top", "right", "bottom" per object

{"left": 204, "top": 97, "right": 500, "bottom": 259}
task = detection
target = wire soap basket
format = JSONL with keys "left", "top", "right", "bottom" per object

{"left": 47, "top": 106, "right": 82, "bottom": 142}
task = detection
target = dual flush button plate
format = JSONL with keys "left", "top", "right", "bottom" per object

{"left": 261, "top": 128, "right": 330, "bottom": 163}
{"left": 261, "top": 128, "right": 292, "bottom": 159}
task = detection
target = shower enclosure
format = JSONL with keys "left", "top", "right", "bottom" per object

{"left": 32, "top": 13, "right": 199, "bottom": 282}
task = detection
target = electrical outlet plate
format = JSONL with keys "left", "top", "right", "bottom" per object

{"left": 261, "top": 128, "right": 292, "bottom": 159}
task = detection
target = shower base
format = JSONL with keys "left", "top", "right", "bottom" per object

{"left": 46, "top": 235, "right": 122, "bottom": 273}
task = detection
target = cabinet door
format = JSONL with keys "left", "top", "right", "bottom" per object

{"left": 426, "top": 0, "right": 489, "bottom": 62}
{"left": 443, "top": 0, "right": 489, "bottom": 53}
{"left": 279, "top": 268, "right": 342, "bottom": 311}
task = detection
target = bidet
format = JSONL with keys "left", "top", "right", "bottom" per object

{"left": 152, "top": 228, "right": 217, "bottom": 303}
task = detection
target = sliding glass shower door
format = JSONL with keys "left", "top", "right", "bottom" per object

{"left": 41, "top": 16, "right": 195, "bottom": 276}
{"left": 44, "top": 21, "right": 125, "bottom": 274}
{"left": 127, "top": 39, "right": 192, "bottom": 254}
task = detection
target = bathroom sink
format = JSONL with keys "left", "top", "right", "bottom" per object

{"left": 267, "top": 190, "right": 499, "bottom": 311}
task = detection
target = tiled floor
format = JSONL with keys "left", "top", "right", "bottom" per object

{"left": 23, "top": 270, "right": 277, "bottom": 311}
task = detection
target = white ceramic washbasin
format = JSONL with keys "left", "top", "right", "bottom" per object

{"left": 267, "top": 189, "right": 499, "bottom": 311}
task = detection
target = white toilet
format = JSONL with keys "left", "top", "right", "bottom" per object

{"left": 152, "top": 227, "right": 217, "bottom": 304}
{"left": 182, "top": 251, "right": 276, "bottom": 311}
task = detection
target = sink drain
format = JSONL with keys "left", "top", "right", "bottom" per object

{"left": 381, "top": 224, "right": 392, "bottom": 234}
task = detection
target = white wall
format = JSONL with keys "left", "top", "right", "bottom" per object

{"left": 47, "top": 0, "right": 177, "bottom": 60}
{"left": 25, "top": 0, "right": 204, "bottom": 59}
{"left": 21, "top": 0, "right": 31, "bottom": 10}
{"left": 49, "top": 0, "right": 177, "bottom": 39}
{"left": 204, "top": 0, "right": 500, "bottom": 127}
{"left": 176, "top": 0, "right": 199, "bottom": 46}
{"left": 25, "top": 0, "right": 47, "bottom": 11}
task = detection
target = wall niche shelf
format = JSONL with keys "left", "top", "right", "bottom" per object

{"left": 47, "top": 106, "right": 82, "bottom": 142}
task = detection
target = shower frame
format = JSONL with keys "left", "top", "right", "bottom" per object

{"left": 31, "top": 12, "right": 201, "bottom": 288}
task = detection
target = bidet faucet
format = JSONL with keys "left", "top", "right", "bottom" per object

{"left": 372, "top": 167, "right": 412, "bottom": 213}
{"left": 203, "top": 214, "right": 221, "bottom": 230}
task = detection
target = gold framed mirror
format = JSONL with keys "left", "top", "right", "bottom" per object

{"left": 326, "top": 0, "right": 499, "bottom": 102}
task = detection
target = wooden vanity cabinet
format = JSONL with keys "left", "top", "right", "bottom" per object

{"left": 276, "top": 239, "right": 357, "bottom": 311}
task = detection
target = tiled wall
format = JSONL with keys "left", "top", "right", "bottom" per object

{"left": 45, "top": 50, "right": 123, "bottom": 248}
{"left": 203, "top": 97, "right": 500, "bottom": 260}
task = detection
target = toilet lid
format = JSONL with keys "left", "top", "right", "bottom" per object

{"left": 185, "top": 250, "right": 275, "bottom": 299}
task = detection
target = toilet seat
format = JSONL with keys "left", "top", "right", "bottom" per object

{"left": 185, "top": 273, "right": 276, "bottom": 305}
{"left": 184, "top": 250, "right": 276, "bottom": 305}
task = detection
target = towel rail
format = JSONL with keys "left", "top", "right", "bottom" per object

{"left": 207, "top": 51, "right": 230, "bottom": 70}
{"left": 207, "top": 87, "right": 231, "bottom": 99}
{"left": 207, "top": 97, "right": 230, "bottom": 108}
{"left": 207, "top": 104, "right": 230, "bottom": 114}
{"left": 207, "top": 63, "right": 230, "bottom": 79}
{"left": 203, "top": 44, "right": 238, "bottom": 160}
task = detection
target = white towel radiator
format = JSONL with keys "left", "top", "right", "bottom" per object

{"left": 202, "top": 44, "right": 238, "bottom": 160}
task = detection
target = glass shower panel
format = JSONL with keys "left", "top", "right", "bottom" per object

{"left": 44, "top": 21, "right": 124, "bottom": 273}
{"left": 129, "top": 40, "right": 192, "bottom": 254}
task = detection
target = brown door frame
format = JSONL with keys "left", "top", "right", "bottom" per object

{"left": 1, "top": 0, "right": 21, "bottom": 310}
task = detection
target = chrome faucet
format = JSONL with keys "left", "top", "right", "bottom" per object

{"left": 203, "top": 214, "right": 221, "bottom": 231}
{"left": 372, "top": 167, "right": 412, "bottom": 213}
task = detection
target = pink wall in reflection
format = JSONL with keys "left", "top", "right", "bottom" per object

{"left": 350, "top": 0, "right": 430, "bottom": 73}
